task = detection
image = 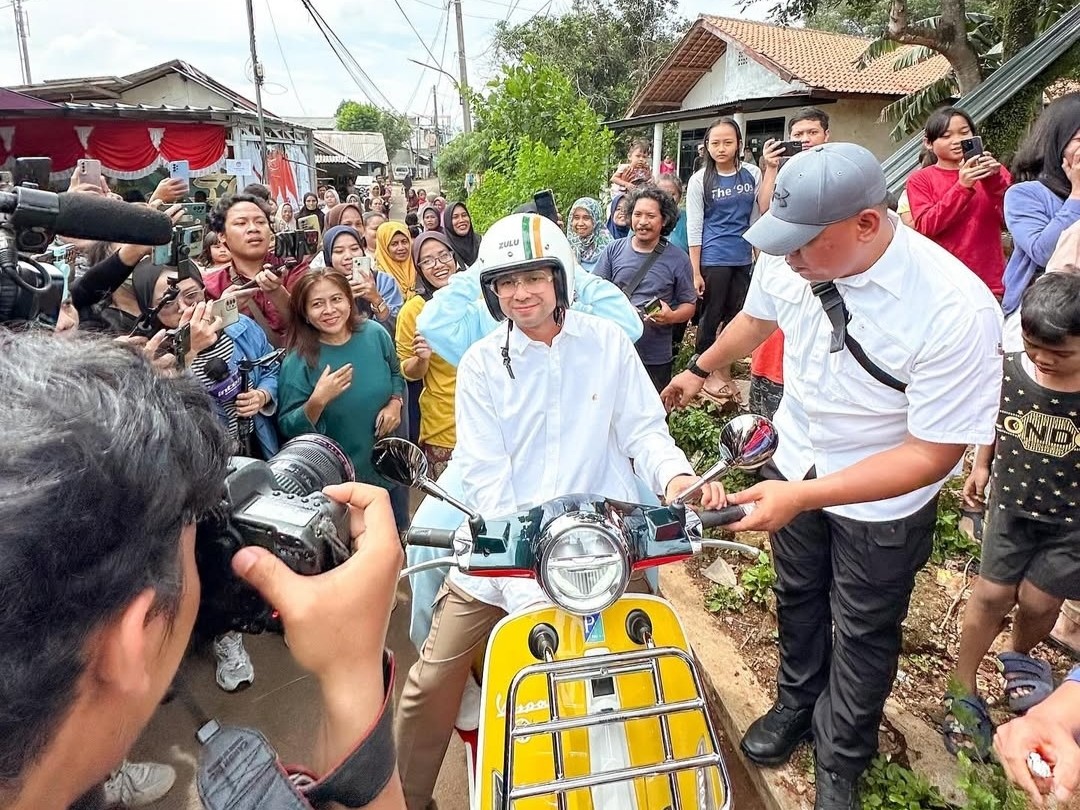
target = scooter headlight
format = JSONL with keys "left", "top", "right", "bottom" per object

{"left": 537, "top": 514, "right": 630, "bottom": 616}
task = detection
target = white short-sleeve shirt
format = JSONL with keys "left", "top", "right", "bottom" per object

{"left": 742, "top": 214, "right": 1003, "bottom": 521}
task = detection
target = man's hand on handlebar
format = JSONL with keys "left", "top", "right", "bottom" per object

{"left": 724, "top": 479, "right": 808, "bottom": 533}
{"left": 664, "top": 475, "right": 726, "bottom": 510}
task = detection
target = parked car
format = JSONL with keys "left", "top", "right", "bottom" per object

{"left": 393, "top": 165, "right": 411, "bottom": 181}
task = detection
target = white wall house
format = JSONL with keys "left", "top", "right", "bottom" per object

{"left": 612, "top": 16, "right": 952, "bottom": 180}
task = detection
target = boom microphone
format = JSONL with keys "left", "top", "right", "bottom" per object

{"left": 0, "top": 187, "right": 174, "bottom": 246}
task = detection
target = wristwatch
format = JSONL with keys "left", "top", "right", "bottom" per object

{"left": 688, "top": 353, "right": 710, "bottom": 379}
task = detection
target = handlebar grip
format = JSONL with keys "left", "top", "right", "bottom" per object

{"left": 405, "top": 527, "right": 458, "bottom": 549}
{"left": 699, "top": 505, "right": 748, "bottom": 528}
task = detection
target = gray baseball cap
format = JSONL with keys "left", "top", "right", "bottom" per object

{"left": 744, "top": 142, "right": 888, "bottom": 256}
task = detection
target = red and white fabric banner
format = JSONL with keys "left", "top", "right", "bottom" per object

{"left": 0, "top": 118, "right": 227, "bottom": 180}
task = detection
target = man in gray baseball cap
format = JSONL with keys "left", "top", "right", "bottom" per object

{"left": 663, "top": 143, "right": 1003, "bottom": 809}
{"left": 743, "top": 142, "right": 889, "bottom": 258}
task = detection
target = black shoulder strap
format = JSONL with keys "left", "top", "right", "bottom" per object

{"left": 811, "top": 281, "right": 907, "bottom": 394}
{"left": 620, "top": 239, "right": 667, "bottom": 298}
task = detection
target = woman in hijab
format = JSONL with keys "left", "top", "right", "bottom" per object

{"left": 395, "top": 230, "right": 460, "bottom": 477}
{"left": 325, "top": 201, "right": 365, "bottom": 231}
{"left": 276, "top": 202, "right": 297, "bottom": 232}
{"left": 566, "top": 197, "right": 612, "bottom": 273}
{"left": 302, "top": 192, "right": 325, "bottom": 231}
{"left": 606, "top": 192, "right": 631, "bottom": 239}
{"left": 432, "top": 196, "right": 447, "bottom": 214}
{"left": 374, "top": 220, "right": 417, "bottom": 300}
{"left": 419, "top": 204, "right": 442, "bottom": 233}
{"left": 321, "top": 224, "right": 403, "bottom": 330}
{"left": 441, "top": 201, "right": 481, "bottom": 267}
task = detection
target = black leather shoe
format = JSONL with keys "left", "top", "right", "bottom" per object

{"left": 739, "top": 701, "right": 813, "bottom": 765}
{"left": 814, "top": 762, "right": 858, "bottom": 810}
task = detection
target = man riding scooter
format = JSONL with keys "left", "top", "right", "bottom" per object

{"left": 394, "top": 213, "right": 726, "bottom": 810}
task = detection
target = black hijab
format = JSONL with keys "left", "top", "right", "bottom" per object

{"left": 441, "top": 202, "right": 481, "bottom": 267}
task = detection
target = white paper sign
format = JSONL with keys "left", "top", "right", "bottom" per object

{"left": 225, "top": 159, "right": 253, "bottom": 175}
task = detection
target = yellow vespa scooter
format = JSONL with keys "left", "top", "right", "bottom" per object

{"left": 373, "top": 414, "right": 778, "bottom": 810}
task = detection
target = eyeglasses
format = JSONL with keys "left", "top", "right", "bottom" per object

{"left": 418, "top": 250, "right": 455, "bottom": 271}
{"left": 488, "top": 271, "right": 553, "bottom": 299}
{"left": 158, "top": 288, "right": 205, "bottom": 311}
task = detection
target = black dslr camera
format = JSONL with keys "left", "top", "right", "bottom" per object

{"left": 196, "top": 434, "right": 356, "bottom": 635}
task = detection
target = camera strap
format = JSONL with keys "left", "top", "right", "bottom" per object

{"left": 194, "top": 650, "right": 397, "bottom": 810}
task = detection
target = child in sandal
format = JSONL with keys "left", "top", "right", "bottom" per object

{"left": 947, "top": 271, "right": 1080, "bottom": 759}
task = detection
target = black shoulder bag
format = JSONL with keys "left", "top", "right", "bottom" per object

{"left": 619, "top": 239, "right": 668, "bottom": 298}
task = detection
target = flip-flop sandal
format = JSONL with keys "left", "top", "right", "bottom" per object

{"left": 997, "top": 651, "right": 1055, "bottom": 713}
{"left": 942, "top": 692, "right": 994, "bottom": 762}
{"left": 1046, "top": 633, "right": 1080, "bottom": 661}
{"left": 701, "top": 381, "right": 745, "bottom": 407}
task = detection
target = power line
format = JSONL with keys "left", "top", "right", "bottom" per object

{"left": 404, "top": 4, "right": 449, "bottom": 111}
{"left": 264, "top": 0, "right": 307, "bottom": 116}
{"left": 298, "top": 0, "right": 400, "bottom": 113}
{"left": 393, "top": 0, "right": 451, "bottom": 69}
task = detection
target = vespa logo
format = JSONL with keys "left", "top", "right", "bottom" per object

{"left": 494, "top": 692, "right": 550, "bottom": 720}
{"left": 498, "top": 238, "right": 520, "bottom": 250}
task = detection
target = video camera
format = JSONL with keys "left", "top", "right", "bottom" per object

{"left": 273, "top": 227, "right": 320, "bottom": 263}
{"left": 1, "top": 158, "right": 68, "bottom": 326}
{"left": 195, "top": 434, "right": 356, "bottom": 636}
{"left": 2, "top": 156, "right": 174, "bottom": 326}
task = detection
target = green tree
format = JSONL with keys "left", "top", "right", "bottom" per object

{"left": 490, "top": 0, "right": 688, "bottom": 121}
{"left": 452, "top": 56, "right": 615, "bottom": 232}
{"left": 335, "top": 100, "right": 413, "bottom": 156}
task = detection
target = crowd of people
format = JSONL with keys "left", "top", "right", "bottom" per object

{"left": 2, "top": 90, "right": 1080, "bottom": 810}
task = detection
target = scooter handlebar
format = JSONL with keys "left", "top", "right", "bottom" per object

{"left": 698, "top": 505, "right": 748, "bottom": 528}
{"left": 405, "top": 526, "right": 458, "bottom": 549}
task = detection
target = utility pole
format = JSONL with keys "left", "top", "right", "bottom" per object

{"left": 13, "top": 0, "right": 32, "bottom": 85}
{"left": 431, "top": 86, "right": 441, "bottom": 155}
{"left": 244, "top": 0, "right": 270, "bottom": 176}
{"left": 451, "top": 0, "right": 472, "bottom": 133}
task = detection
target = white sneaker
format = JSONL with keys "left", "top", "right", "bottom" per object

{"left": 213, "top": 631, "right": 254, "bottom": 692}
{"left": 104, "top": 760, "right": 176, "bottom": 807}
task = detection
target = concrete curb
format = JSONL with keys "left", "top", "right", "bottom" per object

{"left": 662, "top": 564, "right": 811, "bottom": 810}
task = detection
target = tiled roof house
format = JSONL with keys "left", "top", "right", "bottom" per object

{"left": 613, "top": 16, "right": 952, "bottom": 176}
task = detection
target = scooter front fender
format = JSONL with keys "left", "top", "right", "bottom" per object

{"left": 474, "top": 595, "right": 730, "bottom": 810}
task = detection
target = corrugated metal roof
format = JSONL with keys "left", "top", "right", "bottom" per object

{"left": 312, "top": 130, "right": 388, "bottom": 164}
{"left": 882, "top": 2, "right": 1080, "bottom": 192}
{"left": 627, "top": 16, "right": 951, "bottom": 118}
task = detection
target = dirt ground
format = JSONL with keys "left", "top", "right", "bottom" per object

{"left": 684, "top": 536, "right": 1076, "bottom": 779}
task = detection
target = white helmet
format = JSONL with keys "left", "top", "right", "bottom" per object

{"left": 476, "top": 213, "right": 577, "bottom": 322}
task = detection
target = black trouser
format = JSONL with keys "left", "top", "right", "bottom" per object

{"left": 762, "top": 462, "right": 936, "bottom": 779}
{"left": 644, "top": 361, "right": 673, "bottom": 394}
{"left": 695, "top": 264, "right": 752, "bottom": 354}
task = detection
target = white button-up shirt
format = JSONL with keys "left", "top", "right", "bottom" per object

{"left": 448, "top": 309, "right": 695, "bottom": 610}
{"left": 742, "top": 215, "right": 1003, "bottom": 521}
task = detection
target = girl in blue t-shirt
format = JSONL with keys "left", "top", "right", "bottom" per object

{"left": 686, "top": 117, "right": 781, "bottom": 401}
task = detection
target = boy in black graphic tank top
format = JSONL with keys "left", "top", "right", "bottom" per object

{"left": 944, "top": 273, "right": 1080, "bottom": 760}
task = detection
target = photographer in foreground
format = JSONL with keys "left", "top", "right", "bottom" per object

{"left": 0, "top": 332, "right": 404, "bottom": 810}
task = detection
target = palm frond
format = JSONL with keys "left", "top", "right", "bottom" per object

{"left": 881, "top": 74, "right": 961, "bottom": 140}
{"left": 892, "top": 45, "right": 938, "bottom": 70}
{"left": 855, "top": 37, "right": 902, "bottom": 70}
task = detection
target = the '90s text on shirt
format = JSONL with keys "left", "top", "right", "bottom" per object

{"left": 741, "top": 214, "right": 1004, "bottom": 522}
{"left": 686, "top": 163, "right": 762, "bottom": 267}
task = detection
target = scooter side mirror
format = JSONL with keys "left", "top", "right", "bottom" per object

{"left": 371, "top": 438, "right": 487, "bottom": 534}
{"left": 372, "top": 437, "right": 428, "bottom": 486}
{"left": 671, "top": 414, "right": 778, "bottom": 506}
{"left": 719, "top": 413, "right": 778, "bottom": 471}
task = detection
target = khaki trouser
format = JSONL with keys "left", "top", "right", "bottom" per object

{"left": 1062, "top": 599, "right": 1080, "bottom": 624}
{"left": 396, "top": 580, "right": 505, "bottom": 810}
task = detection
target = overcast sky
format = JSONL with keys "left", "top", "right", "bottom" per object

{"left": 0, "top": 0, "right": 767, "bottom": 130}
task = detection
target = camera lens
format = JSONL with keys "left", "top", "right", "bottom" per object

{"left": 268, "top": 434, "right": 355, "bottom": 494}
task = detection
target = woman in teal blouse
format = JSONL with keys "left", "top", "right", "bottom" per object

{"left": 278, "top": 269, "right": 405, "bottom": 491}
